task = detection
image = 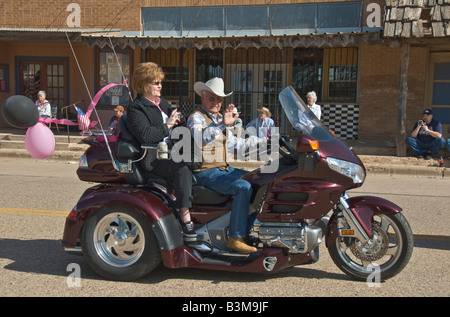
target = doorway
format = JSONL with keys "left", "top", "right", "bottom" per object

{"left": 18, "top": 59, "right": 68, "bottom": 109}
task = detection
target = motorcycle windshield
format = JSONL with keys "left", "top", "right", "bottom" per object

{"left": 279, "top": 86, "right": 334, "bottom": 142}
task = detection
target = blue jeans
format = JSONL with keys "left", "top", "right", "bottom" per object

{"left": 446, "top": 138, "right": 450, "bottom": 152}
{"left": 194, "top": 167, "right": 252, "bottom": 238}
{"left": 406, "top": 137, "right": 445, "bottom": 156}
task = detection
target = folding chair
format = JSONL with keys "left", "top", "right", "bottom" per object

{"left": 49, "top": 104, "right": 60, "bottom": 133}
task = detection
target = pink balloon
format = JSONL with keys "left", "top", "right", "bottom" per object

{"left": 25, "top": 123, "right": 56, "bottom": 159}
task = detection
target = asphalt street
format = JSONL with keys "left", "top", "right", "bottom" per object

{"left": 0, "top": 157, "right": 448, "bottom": 298}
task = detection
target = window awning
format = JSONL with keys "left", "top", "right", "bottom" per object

{"left": 82, "top": 32, "right": 382, "bottom": 50}
{"left": 0, "top": 28, "right": 120, "bottom": 41}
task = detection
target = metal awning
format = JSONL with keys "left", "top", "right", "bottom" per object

{"left": 81, "top": 32, "right": 382, "bottom": 50}
{"left": 0, "top": 28, "right": 120, "bottom": 41}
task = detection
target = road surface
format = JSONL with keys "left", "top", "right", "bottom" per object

{"left": 0, "top": 157, "right": 448, "bottom": 298}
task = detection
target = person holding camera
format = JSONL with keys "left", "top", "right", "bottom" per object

{"left": 406, "top": 109, "right": 445, "bottom": 159}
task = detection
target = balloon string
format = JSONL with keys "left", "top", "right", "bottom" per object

{"left": 108, "top": 36, "right": 133, "bottom": 103}
{"left": 65, "top": 32, "right": 119, "bottom": 171}
{"left": 65, "top": 32, "right": 93, "bottom": 105}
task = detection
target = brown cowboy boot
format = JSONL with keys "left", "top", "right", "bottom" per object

{"left": 226, "top": 238, "right": 257, "bottom": 254}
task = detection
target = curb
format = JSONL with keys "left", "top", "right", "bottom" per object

{"left": 364, "top": 164, "right": 446, "bottom": 178}
{"left": 0, "top": 151, "right": 446, "bottom": 178}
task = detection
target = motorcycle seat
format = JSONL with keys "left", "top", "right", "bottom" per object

{"left": 192, "top": 185, "right": 230, "bottom": 205}
{"left": 116, "top": 116, "right": 145, "bottom": 161}
{"left": 144, "top": 176, "right": 230, "bottom": 205}
{"left": 116, "top": 116, "right": 230, "bottom": 205}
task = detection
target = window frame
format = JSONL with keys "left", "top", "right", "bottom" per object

{"left": 0, "top": 64, "right": 9, "bottom": 92}
{"left": 426, "top": 52, "right": 450, "bottom": 125}
{"left": 95, "top": 47, "right": 133, "bottom": 107}
{"left": 161, "top": 66, "right": 190, "bottom": 100}
{"left": 323, "top": 47, "right": 359, "bottom": 102}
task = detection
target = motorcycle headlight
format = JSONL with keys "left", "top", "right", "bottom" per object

{"left": 326, "top": 157, "right": 365, "bottom": 184}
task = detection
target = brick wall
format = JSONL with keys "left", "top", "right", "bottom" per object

{"left": 0, "top": 0, "right": 141, "bottom": 31}
{"left": 359, "top": 42, "right": 428, "bottom": 142}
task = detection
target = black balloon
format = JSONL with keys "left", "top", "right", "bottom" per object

{"left": 2, "top": 95, "right": 39, "bottom": 129}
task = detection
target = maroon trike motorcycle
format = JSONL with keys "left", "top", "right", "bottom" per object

{"left": 61, "top": 86, "right": 413, "bottom": 281}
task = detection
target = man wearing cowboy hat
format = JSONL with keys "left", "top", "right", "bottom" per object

{"left": 186, "top": 77, "right": 258, "bottom": 254}
{"left": 246, "top": 106, "right": 275, "bottom": 140}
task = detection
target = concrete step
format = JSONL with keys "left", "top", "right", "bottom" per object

{"left": 0, "top": 132, "right": 84, "bottom": 143}
{"left": 0, "top": 132, "right": 89, "bottom": 162}
{"left": 0, "top": 139, "right": 78, "bottom": 151}
{"left": 0, "top": 148, "right": 86, "bottom": 161}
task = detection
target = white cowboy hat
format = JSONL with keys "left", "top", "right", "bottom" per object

{"left": 194, "top": 77, "right": 233, "bottom": 98}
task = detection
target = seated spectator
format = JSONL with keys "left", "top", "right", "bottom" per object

{"left": 246, "top": 107, "right": 274, "bottom": 140}
{"left": 406, "top": 109, "right": 445, "bottom": 159}
{"left": 36, "top": 91, "right": 51, "bottom": 118}
{"left": 108, "top": 105, "right": 124, "bottom": 135}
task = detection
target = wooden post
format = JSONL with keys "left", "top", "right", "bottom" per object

{"left": 396, "top": 41, "right": 410, "bottom": 157}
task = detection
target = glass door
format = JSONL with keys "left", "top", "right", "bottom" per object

{"left": 20, "top": 60, "right": 67, "bottom": 108}
{"left": 46, "top": 63, "right": 66, "bottom": 108}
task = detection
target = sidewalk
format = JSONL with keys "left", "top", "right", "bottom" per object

{"left": 0, "top": 127, "right": 447, "bottom": 178}
{"left": 346, "top": 139, "right": 448, "bottom": 178}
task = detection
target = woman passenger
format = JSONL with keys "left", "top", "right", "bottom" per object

{"left": 126, "top": 62, "right": 195, "bottom": 239}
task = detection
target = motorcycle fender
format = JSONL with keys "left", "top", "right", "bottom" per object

{"left": 63, "top": 186, "right": 181, "bottom": 250}
{"left": 326, "top": 195, "right": 402, "bottom": 248}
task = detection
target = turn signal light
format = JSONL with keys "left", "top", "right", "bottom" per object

{"left": 309, "top": 140, "right": 319, "bottom": 150}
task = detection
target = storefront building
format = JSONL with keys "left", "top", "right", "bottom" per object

{"left": 0, "top": 0, "right": 449, "bottom": 149}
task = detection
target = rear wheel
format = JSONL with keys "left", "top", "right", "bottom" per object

{"left": 328, "top": 213, "right": 413, "bottom": 281}
{"left": 81, "top": 207, "right": 161, "bottom": 281}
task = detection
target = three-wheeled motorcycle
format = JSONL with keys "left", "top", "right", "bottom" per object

{"left": 61, "top": 86, "right": 413, "bottom": 281}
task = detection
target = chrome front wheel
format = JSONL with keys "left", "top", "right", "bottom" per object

{"left": 329, "top": 213, "right": 413, "bottom": 281}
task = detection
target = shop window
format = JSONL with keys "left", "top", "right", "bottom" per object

{"left": 292, "top": 48, "right": 324, "bottom": 101}
{"left": 432, "top": 62, "right": 450, "bottom": 105}
{"left": 427, "top": 53, "right": 450, "bottom": 124}
{"left": 96, "top": 47, "right": 132, "bottom": 106}
{"left": 142, "top": 2, "right": 366, "bottom": 37}
{"left": 195, "top": 49, "right": 224, "bottom": 104}
{"left": 292, "top": 47, "right": 358, "bottom": 102}
{"left": 325, "top": 47, "right": 358, "bottom": 101}
{"left": 162, "top": 66, "right": 190, "bottom": 100}
{"left": 145, "top": 48, "right": 194, "bottom": 103}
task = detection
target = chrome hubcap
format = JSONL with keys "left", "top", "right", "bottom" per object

{"left": 93, "top": 213, "right": 145, "bottom": 267}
